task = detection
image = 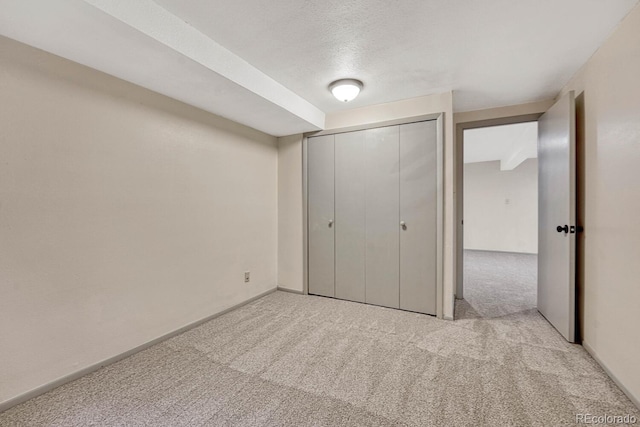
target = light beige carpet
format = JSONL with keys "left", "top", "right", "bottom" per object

{"left": 1, "top": 251, "right": 638, "bottom": 426}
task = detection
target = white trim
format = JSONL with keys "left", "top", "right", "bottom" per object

{"left": 304, "top": 113, "right": 442, "bottom": 137}
{"left": 582, "top": 341, "right": 640, "bottom": 410}
{"left": 302, "top": 136, "right": 309, "bottom": 295}
{"left": 0, "top": 287, "right": 277, "bottom": 413}
{"left": 277, "top": 286, "right": 304, "bottom": 295}
{"left": 435, "top": 114, "right": 444, "bottom": 319}
{"left": 464, "top": 248, "right": 538, "bottom": 256}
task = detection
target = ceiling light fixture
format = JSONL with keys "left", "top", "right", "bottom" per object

{"left": 329, "top": 79, "right": 363, "bottom": 102}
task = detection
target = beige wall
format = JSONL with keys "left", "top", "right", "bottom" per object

{"left": 4, "top": 0, "right": 639, "bottom": 408}
{"left": 325, "top": 92, "right": 454, "bottom": 131}
{"left": 0, "top": 36, "right": 278, "bottom": 406}
{"left": 453, "top": 100, "right": 555, "bottom": 125}
{"left": 277, "top": 134, "right": 304, "bottom": 292}
{"left": 464, "top": 159, "right": 538, "bottom": 254}
{"left": 558, "top": 4, "right": 640, "bottom": 406}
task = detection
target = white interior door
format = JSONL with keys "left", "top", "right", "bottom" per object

{"left": 538, "top": 91, "right": 576, "bottom": 342}
{"left": 308, "top": 135, "right": 335, "bottom": 298}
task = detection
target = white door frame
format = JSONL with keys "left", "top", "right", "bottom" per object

{"left": 302, "top": 113, "right": 445, "bottom": 318}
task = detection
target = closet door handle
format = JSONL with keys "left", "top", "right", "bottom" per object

{"left": 400, "top": 221, "right": 407, "bottom": 230}
{"left": 328, "top": 219, "right": 333, "bottom": 228}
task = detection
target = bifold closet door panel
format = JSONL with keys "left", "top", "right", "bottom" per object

{"left": 400, "top": 121, "right": 437, "bottom": 314}
{"left": 308, "top": 135, "right": 335, "bottom": 297}
{"left": 335, "top": 131, "right": 366, "bottom": 303}
{"left": 365, "top": 126, "right": 400, "bottom": 309}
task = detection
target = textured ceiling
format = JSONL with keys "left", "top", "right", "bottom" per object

{"left": 0, "top": 0, "right": 638, "bottom": 135}
{"left": 156, "top": 0, "right": 638, "bottom": 113}
{"left": 0, "top": 0, "right": 325, "bottom": 136}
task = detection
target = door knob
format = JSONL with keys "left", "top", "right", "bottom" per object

{"left": 556, "top": 225, "right": 569, "bottom": 233}
{"left": 328, "top": 219, "right": 333, "bottom": 228}
{"left": 400, "top": 221, "right": 407, "bottom": 230}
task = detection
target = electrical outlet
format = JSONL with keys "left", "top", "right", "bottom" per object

{"left": 244, "top": 271, "right": 250, "bottom": 283}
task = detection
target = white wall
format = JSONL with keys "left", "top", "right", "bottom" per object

{"left": 277, "top": 134, "right": 304, "bottom": 292}
{"left": 464, "top": 159, "right": 538, "bottom": 253}
{"left": 558, "top": 3, "right": 640, "bottom": 406}
{"left": 0, "top": 36, "right": 278, "bottom": 406}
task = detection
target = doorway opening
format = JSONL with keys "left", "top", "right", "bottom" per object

{"left": 457, "top": 121, "right": 539, "bottom": 319}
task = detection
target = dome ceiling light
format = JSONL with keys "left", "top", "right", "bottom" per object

{"left": 329, "top": 79, "right": 363, "bottom": 102}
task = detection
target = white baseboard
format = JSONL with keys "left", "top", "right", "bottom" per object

{"left": 583, "top": 341, "right": 640, "bottom": 410}
{"left": 277, "top": 286, "right": 304, "bottom": 295}
{"left": 464, "top": 248, "right": 538, "bottom": 255}
{"left": 0, "top": 287, "right": 277, "bottom": 413}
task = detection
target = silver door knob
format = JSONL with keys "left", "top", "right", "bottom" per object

{"left": 400, "top": 221, "right": 407, "bottom": 230}
{"left": 328, "top": 219, "right": 333, "bottom": 227}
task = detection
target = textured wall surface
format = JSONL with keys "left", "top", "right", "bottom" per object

{"left": 558, "top": 3, "right": 640, "bottom": 406}
{"left": 277, "top": 134, "right": 304, "bottom": 292}
{"left": 0, "top": 36, "right": 278, "bottom": 405}
{"left": 464, "top": 159, "right": 538, "bottom": 254}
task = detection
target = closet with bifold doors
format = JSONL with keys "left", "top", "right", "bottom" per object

{"left": 307, "top": 119, "right": 442, "bottom": 316}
